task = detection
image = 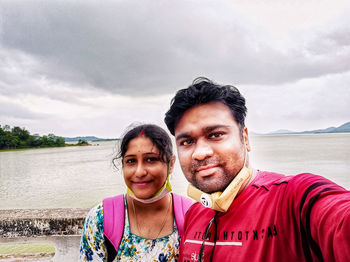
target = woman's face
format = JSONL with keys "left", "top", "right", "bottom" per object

{"left": 123, "top": 136, "right": 174, "bottom": 199}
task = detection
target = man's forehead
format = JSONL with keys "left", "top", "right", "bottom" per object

{"left": 174, "top": 102, "right": 236, "bottom": 134}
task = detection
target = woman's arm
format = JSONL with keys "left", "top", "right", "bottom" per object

{"left": 79, "top": 203, "right": 107, "bottom": 262}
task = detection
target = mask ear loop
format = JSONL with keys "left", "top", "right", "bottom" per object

{"left": 242, "top": 144, "right": 248, "bottom": 171}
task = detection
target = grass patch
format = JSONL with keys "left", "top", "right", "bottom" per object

{"left": 0, "top": 242, "right": 55, "bottom": 255}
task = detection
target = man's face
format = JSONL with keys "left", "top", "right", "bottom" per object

{"left": 174, "top": 102, "right": 250, "bottom": 193}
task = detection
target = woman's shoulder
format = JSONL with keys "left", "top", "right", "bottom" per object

{"left": 85, "top": 194, "right": 125, "bottom": 222}
{"left": 85, "top": 202, "right": 104, "bottom": 225}
{"left": 88, "top": 202, "right": 103, "bottom": 214}
{"left": 103, "top": 193, "right": 125, "bottom": 202}
{"left": 102, "top": 194, "right": 125, "bottom": 216}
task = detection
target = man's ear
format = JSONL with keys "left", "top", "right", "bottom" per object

{"left": 168, "top": 155, "right": 176, "bottom": 174}
{"left": 243, "top": 127, "right": 251, "bottom": 152}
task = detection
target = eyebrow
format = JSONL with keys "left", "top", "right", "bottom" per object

{"left": 175, "top": 132, "right": 191, "bottom": 141}
{"left": 124, "top": 152, "right": 159, "bottom": 158}
{"left": 203, "top": 125, "right": 230, "bottom": 133}
{"left": 175, "top": 125, "right": 230, "bottom": 141}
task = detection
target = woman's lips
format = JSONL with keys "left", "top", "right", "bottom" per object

{"left": 196, "top": 165, "right": 220, "bottom": 177}
{"left": 133, "top": 181, "right": 151, "bottom": 186}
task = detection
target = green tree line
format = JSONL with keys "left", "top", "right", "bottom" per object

{"left": 0, "top": 125, "right": 66, "bottom": 150}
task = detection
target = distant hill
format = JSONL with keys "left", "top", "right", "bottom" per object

{"left": 266, "top": 121, "right": 350, "bottom": 135}
{"left": 333, "top": 122, "right": 350, "bottom": 132}
{"left": 267, "top": 129, "right": 294, "bottom": 135}
{"left": 300, "top": 121, "right": 350, "bottom": 134}
{"left": 64, "top": 136, "right": 118, "bottom": 142}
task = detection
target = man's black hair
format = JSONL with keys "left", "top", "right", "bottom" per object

{"left": 164, "top": 77, "right": 247, "bottom": 136}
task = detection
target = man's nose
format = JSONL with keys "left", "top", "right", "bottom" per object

{"left": 192, "top": 139, "right": 213, "bottom": 161}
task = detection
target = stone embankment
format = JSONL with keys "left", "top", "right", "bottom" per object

{"left": 0, "top": 208, "right": 89, "bottom": 262}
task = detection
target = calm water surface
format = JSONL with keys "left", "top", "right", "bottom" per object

{"left": 0, "top": 133, "right": 349, "bottom": 210}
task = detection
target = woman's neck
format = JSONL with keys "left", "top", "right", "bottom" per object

{"left": 126, "top": 193, "right": 174, "bottom": 239}
{"left": 127, "top": 193, "right": 171, "bottom": 212}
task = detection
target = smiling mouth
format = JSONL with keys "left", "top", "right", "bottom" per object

{"left": 195, "top": 165, "right": 220, "bottom": 177}
{"left": 197, "top": 164, "right": 218, "bottom": 171}
{"left": 133, "top": 181, "right": 151, "bottom": 186}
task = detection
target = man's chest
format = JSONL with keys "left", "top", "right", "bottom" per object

{"left": 180, "top": 189, "right": 302, "bottom": 261}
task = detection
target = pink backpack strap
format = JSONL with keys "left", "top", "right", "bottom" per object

{"left": 103, "top": 194, "right": 125, "bottom": 251}
{"left": 172, "top": 193, "right": 193, "bottom": 236}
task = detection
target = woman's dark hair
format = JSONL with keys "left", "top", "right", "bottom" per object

{"left": 114, "top": 124, "right": 173, "bottom": 166}
{"left": 164, "top": 77, "right": 247, "bottom": 136}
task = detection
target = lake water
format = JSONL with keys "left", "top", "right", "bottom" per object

{"left": 0, "top": 133, "right": 349, "bottom": 210}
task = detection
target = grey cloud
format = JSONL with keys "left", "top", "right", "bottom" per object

{"left": 0, "top": 46, "right": 101, "bottom": 108}
{"left": 1, "top": 0, "right": 350, "bottom": 96}
{"left": 244, "top": 70, "right": 350, "bottom": 134}
{"left": 0, "top": 100, "right": 48, "bottom": 120}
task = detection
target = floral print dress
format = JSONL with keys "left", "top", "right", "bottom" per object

{"left": 80, "top": 196, "right": 180, "bottom": 262}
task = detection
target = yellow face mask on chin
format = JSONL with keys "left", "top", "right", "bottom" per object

{"left": 187, "top": 166, "right": 251, "bottom": 212}
{"left": 127, "top": 177, "right": 172, "bottom": 204}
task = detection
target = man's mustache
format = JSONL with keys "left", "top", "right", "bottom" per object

{"left": 190, "top": 157, "right": 223, "bottom": 173}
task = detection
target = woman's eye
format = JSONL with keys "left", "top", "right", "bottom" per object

{"left": 125, "top": 159, "right": 136, "bottom": 164}
{"left": 146, "top": 157, "right": 159, "bottom": 162}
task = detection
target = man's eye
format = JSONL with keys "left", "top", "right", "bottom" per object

{"left": 180, "top": 139, "right": 193, "bottom": 146}
{"left": 209, "top": 132, "right": 223, "bottom": 139}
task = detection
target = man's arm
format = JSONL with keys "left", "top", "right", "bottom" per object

{"left": 292, "top": 174, "right": 350, "bottom": 261}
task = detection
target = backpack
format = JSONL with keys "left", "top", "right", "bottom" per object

{"left": 103, "top": 193, "right": 192, "bottom": 261}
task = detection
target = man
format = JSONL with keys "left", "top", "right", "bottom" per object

{"left": 164, "top": 77, "right": 350, "bottom": 262}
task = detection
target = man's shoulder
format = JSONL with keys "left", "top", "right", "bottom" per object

{"left": 290, "top": 172, "right": 337, "bottom": 184}
{"left": 253, "top": 171, "right": 346, "bottom": 197}
{"left": 255, "top": 170, "right": 336, "bottom": 184}
{"left": 287, "top": 173, "right": 346, "bottom": 194}
{"left": 252, "top": 170, "right": 290, "bottom": 188}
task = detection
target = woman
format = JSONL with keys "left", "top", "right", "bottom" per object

{"left": 80, "top": 124, "right": 192, "bottom": 261}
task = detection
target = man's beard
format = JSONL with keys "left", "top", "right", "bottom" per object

{"left": 189, "top": 156, "right": 240, "bottom": 194}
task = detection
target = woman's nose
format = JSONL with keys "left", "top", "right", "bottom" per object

{"left": 192, "top": 139, "right": 213, "bottom": 161}
{"left": 135, "top": 162, "right": 147, "bottom": 177}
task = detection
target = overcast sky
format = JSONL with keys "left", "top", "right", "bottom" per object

{"left": 1, "top": 0, "right": 349, "bottom": 138}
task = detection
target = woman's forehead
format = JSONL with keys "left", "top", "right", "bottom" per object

{"left": 125, "top": 136, "right": 159, "bottom": 154}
